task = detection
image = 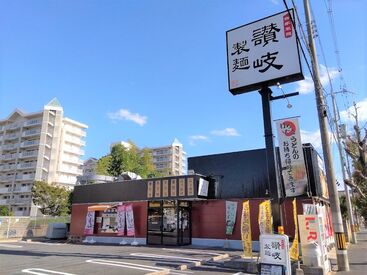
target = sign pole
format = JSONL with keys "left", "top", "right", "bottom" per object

{"left": 259, "top": 87, "right": 281, "bottom": 232}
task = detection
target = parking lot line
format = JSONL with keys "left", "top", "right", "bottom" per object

{"left": 21, "top": 268, "right": 76, "bottom": 275}
{"left": 0, "top": 243, "right": 23, "bottom": 248}
{"left": 162, "top": 248, "right": 222, "bottom": 256}
{"left": 85, "top": 259, "right": 188, "bottom": 275}
{"left": 130, "top": 253, "right": 201, "bottom": 262}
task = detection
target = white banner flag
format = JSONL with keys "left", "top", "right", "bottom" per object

{"left": 276, "top": 117, "right": 308, "bottom": 197}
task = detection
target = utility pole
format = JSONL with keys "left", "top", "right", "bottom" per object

{"left": 331, "top": 92, "right": 357, "bottom": 243}
{"left": 303, "top": 0, "right": 349, "bottom": 271}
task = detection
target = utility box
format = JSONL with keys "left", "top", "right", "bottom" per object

{"left": 46, "top": 223, "right": 67, "bottom": 239}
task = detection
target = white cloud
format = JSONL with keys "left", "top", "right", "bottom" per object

{"left": 296, "top": 65, "right": 340, "bottom": 95}
{"left": 300, "top": 129, "right": 334, "bottom": 149}
{"left": 340, "top": 97, "right": 367, "bottom": 123}
{"left": 270, "top": 0, "right": 279, "bottom": 4}
{"left": 210, "top": 128, "right": 240, "bottom": 137}
{"left": 188, "top": 135, "right": 209, "bottom": 146}
{"left": 107, "top": 109, "right": 147, "bottom": 126}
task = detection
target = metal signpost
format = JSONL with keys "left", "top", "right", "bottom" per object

{"left": 226, "top": 9, "right": 304, "bottom": 231}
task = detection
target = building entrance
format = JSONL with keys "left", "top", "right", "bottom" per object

{"left": 147, "top": 200, "right": 191, "bottom": 245}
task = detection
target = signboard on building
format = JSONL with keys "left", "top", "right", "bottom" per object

{"left": 198, "top": 178, "right": 209, "bottom": 197}
{"left": 226, "top": 9, "right": 303, "bottom": 95}
{"left": 225, "top": 201, "right": 238, "bottom": 235}
{"left": 84, "top": 211, "right": 95, "bottom": 235}
{"left": 275, "top": 117, "right": 308, "bottom": 197}
{"left": 260, "top": 234, "right": 291, "bottom": 275}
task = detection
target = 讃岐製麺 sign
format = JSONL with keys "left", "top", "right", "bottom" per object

{"left": 226, "top": 9, "right": 303, "bottom": 95}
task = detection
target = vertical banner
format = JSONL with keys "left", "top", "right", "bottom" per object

{"left": 289, "top": 199, "right": 299, "bottom": 260}
{"left": 84, "top": 211, "right": 95, "bottom": 235}
{"left": 241, "top": 201, "right": 252, "bottom": 257}
{"left": 225, "top": 201, "right": 238, "bottom": 235}
{"left": 125, "top": 204, "right": 135, "bottom": 236}
{"left": 117, "top": 205, "right": 126, "bottom": 236}
{"left": 275, "top": 117, "right": 308, "bottom": 197}
{"left": 258, "top": 200, "right": 273, "bottom": 235}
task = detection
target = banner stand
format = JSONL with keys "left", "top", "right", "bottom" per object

{"left": 119, "top": 239, "right": 127, "bottom": 245}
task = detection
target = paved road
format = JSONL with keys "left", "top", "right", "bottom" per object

{"left": 0, "top": 241, "right": 245, "bottom": 275}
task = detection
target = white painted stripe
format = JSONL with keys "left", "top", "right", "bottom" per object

{"left": 0, "top": 243, "right": 23, "bottom": 248}
{"left": 22, "top": 268, "right": 76, "bottom": 275}
{"left": 130, "top": 253, "right": 201, "bottom": 262}
{"left": 19, "top": 241, "right": 64, "bottom": 246}
{"left": 86, "top": 259, "right": 187, "bottom": 275}
{"left": 162, "top": 248, "right": 222, "bottom": 256}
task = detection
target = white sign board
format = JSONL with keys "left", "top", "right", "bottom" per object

{"left": 275, "top": 117, "right": 308, "bottom": 197}
{"left": 260, "top": 234, "right": 291, "bottom": 275}
{"left": 298, "top": 214, "right": 330, "bottom": 271}
{"left": 226, "top": 9, "right": 303, "bottom": 95}
{"left": 198, "top": 178, "right": 209, "bottom": 196}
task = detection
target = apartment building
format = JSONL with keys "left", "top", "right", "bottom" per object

{"left": 151, "top": 138, "right": 186, "bottom": 176}
{"left": 0, "top": 98, "right": 87, "bottom": 216}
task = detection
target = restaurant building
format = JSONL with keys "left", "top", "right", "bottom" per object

{"left": 69, "top": 144, "right": 330, "bottom": 250}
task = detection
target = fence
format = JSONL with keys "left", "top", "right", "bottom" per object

{"left": 0, "top": 216, "right": 70, "bottom": 240}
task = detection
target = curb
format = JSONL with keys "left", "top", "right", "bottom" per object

{"left": 145, "top": 269, "right": 170, "bottom": 275}
{"left": 176, "top": 252, "right": 230, "bottom": 271}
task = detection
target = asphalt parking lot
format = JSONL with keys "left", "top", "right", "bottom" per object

{"left": 0, "top": 241, "right": 246, "bottom": 275}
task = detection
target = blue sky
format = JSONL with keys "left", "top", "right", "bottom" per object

{"left": 0, "top": 0, "right": 366, "bottom": 183}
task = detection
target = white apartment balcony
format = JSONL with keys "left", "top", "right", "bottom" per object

{"left": 24, "top": 119, "right": 42, "bottom": 127}
{"left": 1, "top": 153, "right": 18, "bottom": 161}
{"left": 13, "top": 210, "right": 28, "bottom": 216}
{"left": 0, "top": 187, "right": 12, "bottom": 194}
{"left": 59, "top": 166, "right": 83, "bottom": 175}
{"left": 8, "top": 198, "right": 32, "bottom": 205}
{"left": 63, "top": 157, "right": 83, "bottom": 165}
{"left": 13, "top": 186, "right": 32, "bottom": 193}
{"left": 65, "top": 127, "right": 86, "bottom": 137}
{"left": 19, "top": 151, "right": 38, "bottom": 159}
{"left": 0, "top": 199, "right": 8, "bottom": 205}
{"left": 0, "top": 125, "right": 4, "bottom": 132}
{"left": 22, "top": 129, "right": 41, "bottom": 137}
{"left": 0, "top": 175, "right": 14, "bottom": 183}
{"left": 17, "top": 162, "right": 37, "bottom": 170}
{"left": 0, "top": 164, "right": 17, "bottom": 171}
{"left": 15, "top": 174, "right": 35, "bottom": 181}
{"left": 4, "top": 133, "right": 20, "bottom": 140}
{"left": 65, "top": 136, "right": 86, "bottom": 146}
{"left": 64, "top": 146, "right": 85, "bottom": 155}
{"left": 5, "top": 122, "right": 21, "bottom": 130}
{"left": 1, "top": 143, "right": 19, "bottom": 151}
{"left": 21, "top": 140, "right": 40, "bottom": 148}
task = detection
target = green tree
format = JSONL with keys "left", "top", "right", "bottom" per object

{"left": 0, "top": 205, "right": 12, "bottom": 216}
{"left": 96, "top": 155, "right": 112, "bottom": 175}
{"left": 31, "top": 181, "right": 72, "bottom": 216}
{"left": 105, "top": 141, "right": 163, "bottom": 179}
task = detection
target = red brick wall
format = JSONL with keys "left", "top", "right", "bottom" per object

{"left": 70, "top": 202, "right": 148, "bottom": 238}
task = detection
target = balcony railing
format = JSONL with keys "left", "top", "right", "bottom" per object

{"left": 0, "top": 175, "right": 15, "bottom": 182}
{"left": 0, "top": 187, "right": 12, "bottom": 193}
{"left": 5, "top": 123, "right": 21, "bottom": 130}
{"left": 15, "top": 174, "right": 35, "bottom": 181}
{"left": 24, "top": 119, "right": 42, "bottom": 127}
{"left": 19, "top": 151, "right": 38, "bottom": 159}
{"left": 21, "top": 140, "right": 40, "bottom": 148}
{"left": 0, "top": 199, "right": 8, "bottom": 204}
{"left": 17, "top": 162, "right": 37, "bottom": 170}
{"left": 4, "top": 133, "right": 20, "bottom": 140}
{"left": 8, "top": 198, "right": 32, "bottom": 204}
{"left": 1, "top": 153, "right": 18, "bottom": 160}
{"left": 1, "top": 143, "right": 19, "bottom": 151}
{"left": 13, "top": 186, "right": 32, "bottom": 193}
{"left": 0, "top": 164, "right": 17, "bottom": 171}
{"left": 22, "top": 129, "right": 41, "bottom": 137}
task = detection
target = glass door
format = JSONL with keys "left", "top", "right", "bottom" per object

{"left": 178, "top": 201, "right": 191, "bottom": 245}
{"left": 162, "top": 201, "right": 178, "bottom": 245}
{"left": 147, "top": 201, "right": 162, "bottom": 245}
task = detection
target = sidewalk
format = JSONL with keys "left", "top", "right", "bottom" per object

{"left": 332, "top": 229, "right": 367, "bottom": 274}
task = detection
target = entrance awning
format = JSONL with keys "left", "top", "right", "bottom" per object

{"left": 87, "top": 204, "right": 112, "bottom": 211}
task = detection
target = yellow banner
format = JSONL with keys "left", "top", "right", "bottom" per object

{"left": 289, "top": 198, "right": 299, "bottom": 260}
{"left": 241, "top": 201, "right": 252, "bottom": 257}
{"left": 258, "top": 200, "right": 272, "bottom": 234}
